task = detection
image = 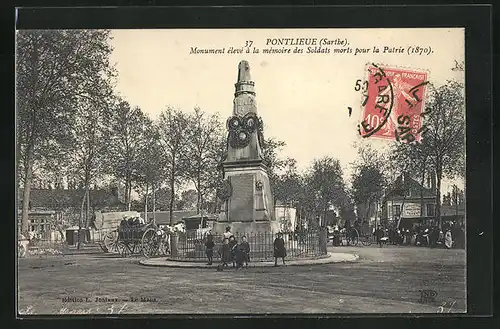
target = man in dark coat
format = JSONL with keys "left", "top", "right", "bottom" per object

{"left": 374, "top": 225, "right": 385, "bottom": 248}
{"left": 205, "top": 234, "right": 215, "bottom": 265}
{"left": 273, "top": 233, "right": 287, "bottom": 266}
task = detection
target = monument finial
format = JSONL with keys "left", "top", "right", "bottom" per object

{"left": 237, "top": 60, "right": 252, "bottom": 82}
{"left": 235, "top": 60, "right": 255, "bottom": 97}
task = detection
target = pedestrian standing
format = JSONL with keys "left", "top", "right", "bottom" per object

{"left": 273, "top": 232, "right": 287, "bottom": 266}
{"left": 205, "top": 234, "right": 215, "bottom": 265}
{"left": 218, "top": 238, "right": 231, "bottom": 268}
{"left": 375, "top": 225, "right": 385, "bottom": 248}
{"left": 239, "top": 236, "right": 250, "bottom": 268}
{"left": 444, "top": 229, "right": 453, "bottom": 249}
{"left": 228, "top": 235, "right": 238, "bottom": 268}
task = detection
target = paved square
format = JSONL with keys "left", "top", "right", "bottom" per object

{"left": 17, "top": 246, "right": 466, "bottom": 314}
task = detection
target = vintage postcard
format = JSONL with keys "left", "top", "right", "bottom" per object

{"left": 16, "top": 27, "right": 466, "bottom": 315}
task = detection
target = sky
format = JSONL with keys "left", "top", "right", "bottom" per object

{"left": 108, "top": 28, "right": 465, "bottom": 194}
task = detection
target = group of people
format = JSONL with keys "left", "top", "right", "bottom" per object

{"left": 393, "top": 223, "right": 465, "bottom": 249}
{"left": 204, "top": 226, "right": 288, "bottom": 269}
{"left": 329, "top": 219, "right": 465, "bottom": 249}
{"left": 374, "top": 222, "right": 465, "bottom": 249}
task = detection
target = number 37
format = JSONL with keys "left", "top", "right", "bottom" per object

{"left": 245, "top": 40, "right": 253, "bottom": 48}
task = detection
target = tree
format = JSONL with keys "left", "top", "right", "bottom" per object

{"left": 260, "top": 137, "right": 287, "bottom": 205}
{"left": 274, "top": 158, "right": 302, "bottom": 207}
{"left": 274, "top": 158, "right": 303, "bottom": 229}
{"left": 158, "top": 107, "right": 191, "bottom": 224}
{"left": 308, "top": 157, "right": 346, "bottom": 227}
{"left": 178, "top": 189, "right": 198, "bottom": 210}
{"left": 67, "top": 92, "right": 114, "bottom": 234}
{"left": 419, "top": 80, "right": 465, "bottom": 228}
{"left": 351, "top": 164, "right": 386, "bottom": 224}
{"left": 16, "top": 30, "right": 115, "bottom": 237}
{"left": 184, "top": 108, "right": 226, "bottom": 214}
{"left": 133, "top": 116, "right": 166, "bottom": 221}
{"left": 106, "top": 101, "right": 148, "bottom": 210}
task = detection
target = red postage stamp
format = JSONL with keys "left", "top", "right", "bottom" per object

{"left": 358, "top": 63, "right": 429, "bottom": 143}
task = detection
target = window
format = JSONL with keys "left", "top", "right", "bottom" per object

{"left": 392, "top": 205, "right": 401, "bottom": 217}
{"left": 426, "top": 204, "right": 435, "bottom": 217}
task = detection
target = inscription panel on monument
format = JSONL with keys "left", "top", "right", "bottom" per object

{"left": 229, "top": 174, "right": 254, "bottom": 222}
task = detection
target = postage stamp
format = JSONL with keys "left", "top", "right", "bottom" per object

{"left": 358, "top": 63, "right": 429, "bottom": 143}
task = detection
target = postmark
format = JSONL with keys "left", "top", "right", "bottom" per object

{"left": 357, "top": 63, "right": 429, "bottom": 143}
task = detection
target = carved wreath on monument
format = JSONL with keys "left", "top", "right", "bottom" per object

{"left": 227, "top": 113, "right": 264, "bottom": 149}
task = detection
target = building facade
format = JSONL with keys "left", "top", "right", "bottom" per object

{"left": 382, "top": 174, "right": 437, "bottom": 229}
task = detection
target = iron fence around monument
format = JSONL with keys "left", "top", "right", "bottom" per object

{"left": 169, "top": 229, "right": 328, "bottom": 262}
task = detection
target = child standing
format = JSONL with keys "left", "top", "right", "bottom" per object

{"left": 239, "top": 236, "right": 250, "bottom": 268}
{"left": 204, "top": 234, "right": 215, "bottom": 265}
{"left": 228, "top": 236, "right": 238, "bottom": 268}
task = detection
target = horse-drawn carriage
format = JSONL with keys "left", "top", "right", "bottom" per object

{"left": 96, "top": 211, "right": 172, "bottom": 258}
{"left": 328, "top": 225, "right": 373, "bottom": 246}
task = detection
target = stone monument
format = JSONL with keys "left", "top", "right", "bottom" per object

{"left": 212, "top": 60, "right": 279, "bottom": 234}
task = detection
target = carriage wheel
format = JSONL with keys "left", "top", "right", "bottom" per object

{"left": 361, "top": 235, "right": 372, "bottom": 246}
{"left": 142, "top": 228, "right": 160, "bottom": 258}
{"left": 117, "top": 242, "right": 129, "bottom": 258}
{"left": 103, "top": 230, "right": 119, "bottom": 253}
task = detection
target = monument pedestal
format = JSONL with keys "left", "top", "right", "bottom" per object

{"left": 216, "top": 161, "right": 277, "bottom": 233}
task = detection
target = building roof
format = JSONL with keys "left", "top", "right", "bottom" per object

{"left": 384, "top": 175, "right": 435, "bottom": 200}
{"left": 18, "top": 188, "right": 122, "bottom": 210}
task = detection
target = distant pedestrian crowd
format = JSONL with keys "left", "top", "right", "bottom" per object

{"left": 329, "top": 219, "right": 465, "bottom": 249}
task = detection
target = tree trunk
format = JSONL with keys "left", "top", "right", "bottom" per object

{"left": 152, "top": 184, "right": 156, "bottom": 225}
{"left": 21, "top": 146, "right": 34, "bottom": 239}
{"left": 436, "top": 166, "right": 443, "bottom": 229}
{"left": 127, "top": 177, "right": 132, "bottom": 211}
{"left": 144, "top": 183, "right": 148, "bottom": 223}
{"left": 169, "top": 179, "right": 175, "bottom": 224}
{"left": 78, "top": 190, "right": 86, "bottom": 250}
{"left": 420, "top": 168, "right": 426, "bottom": 218}
{"left": 169, "top": 160, "right": 178, "bottom": 256}
{"left": 196, "top": 176, "right": 201, "bottom": 214}
{"left": 85, "top": 186, "right": 90, "bottom": 228}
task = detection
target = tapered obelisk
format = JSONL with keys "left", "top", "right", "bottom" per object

{"left": 213, "top": 60, "right": 278, "bottom": 234}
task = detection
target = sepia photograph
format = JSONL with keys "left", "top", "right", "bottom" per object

{"left": 16, "top": 27, "right": 467, "bottom": 315}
